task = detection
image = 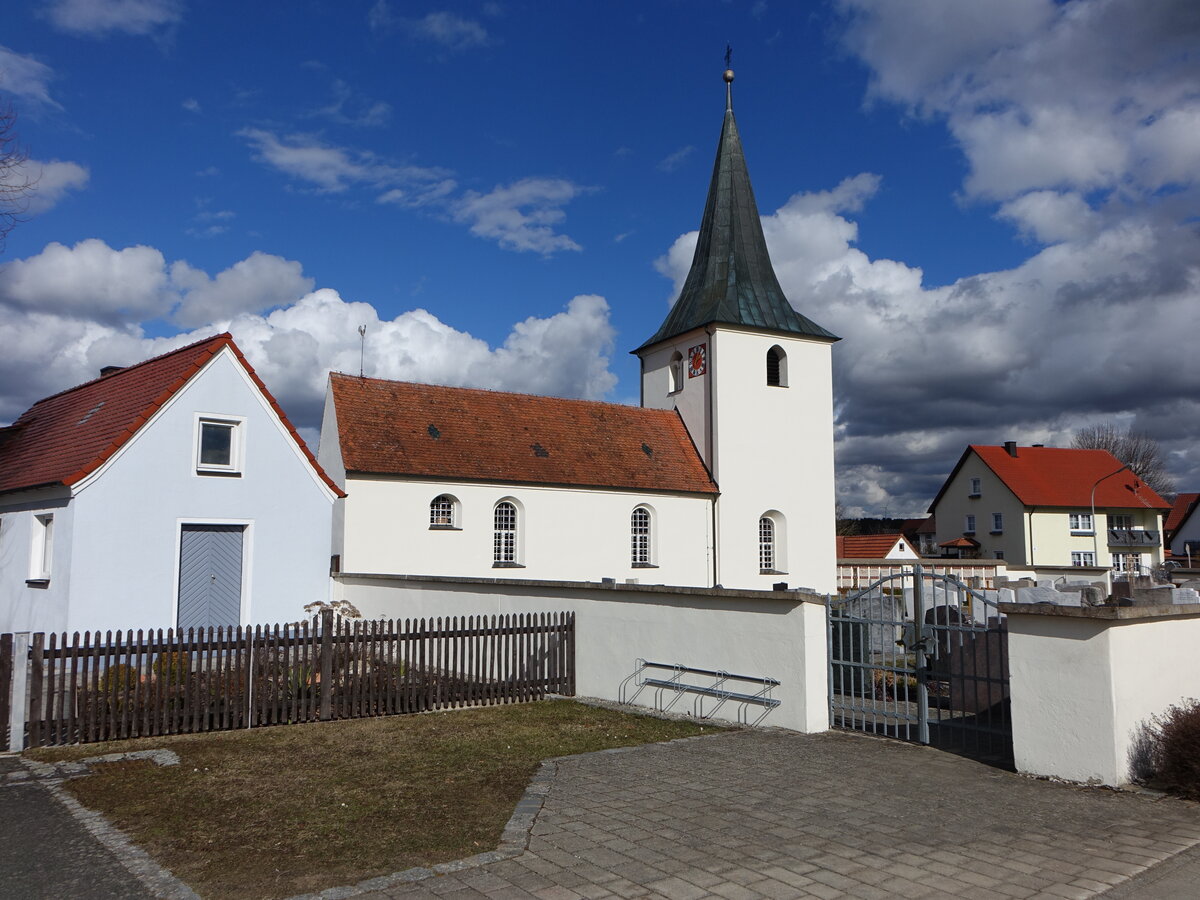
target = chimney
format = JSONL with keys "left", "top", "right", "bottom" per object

{"left": 100, "top": 365, "right": 125, "bottom": 377}
{"left": 1004, "top": 441, "right": 1018, "bottom": 457}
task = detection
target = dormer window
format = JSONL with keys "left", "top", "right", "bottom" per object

{"left": 196, "top": 415, "right": 244, "bottom": 475}
{"left": 766, "top": 346, "right": 788, "bottom": 387}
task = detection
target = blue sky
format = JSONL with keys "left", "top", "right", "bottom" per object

{"left": 2, "top": 1, "right": 1198, "bottom": 516}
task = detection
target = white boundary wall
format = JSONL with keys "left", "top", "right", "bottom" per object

{"left": 1005, "top": 604, "right": 1200, "bottom": 786}
{"left": 334, "top": 574, "right": 830, "bottom": 733}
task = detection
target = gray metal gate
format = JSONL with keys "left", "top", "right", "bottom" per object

{"left": 828, "top": 564, "right": 1012, "bottom": 766}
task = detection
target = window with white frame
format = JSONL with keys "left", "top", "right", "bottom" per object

{"left": 964, "top": 514, "right": 976, "bottom": 534}
{"left": 1114, "top": 552, "right": 1143, "bottom": 572}
{"left": 1071, "top": 551, "right": 1096, "bottom": 567}
{"left": 631, "top": 506, "right": 653, "bottom": 566}
{"left": 1069, "top": 513, "right": 1094, "bottom": 534}
{"left": 969, "top": 477, "right": 981, "bottom": 497}
{"left": 493, "top": 501, "right": 519, "bottom": 566}
{"left": 991, "top": 513, "right": 1003, "bottom": 533}
{"left": 29, "top": 513, "right": 54, "bottom": 582}
{"left": 759, "top": 516, "right": 776, "bottom": 572}
{"left": 429, "top": 494, "right": 459, "bottom": 528}
{"left": 196, "top": 416, "right": 243, "bottom": 474}
{"left": 1109, "top": 514, "right": 1134, "bottom": 530}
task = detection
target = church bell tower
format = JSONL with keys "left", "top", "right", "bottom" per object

{"left": 634, "top": 67, "right": 839, "bottom": 592}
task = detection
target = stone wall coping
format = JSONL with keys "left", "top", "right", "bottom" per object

{"left": 335, "top": 571, "right": 826, "bottom": 605}
{"left": 998, "top": 602, "right": 1200, "bottom": 621}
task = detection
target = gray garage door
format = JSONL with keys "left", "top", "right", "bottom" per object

{"left": 177, "top": 524, "right": 244, "bottom": 630}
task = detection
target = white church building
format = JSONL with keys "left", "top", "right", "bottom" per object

{"left": 319, "top": 71, "right": 840, "bottom": 594}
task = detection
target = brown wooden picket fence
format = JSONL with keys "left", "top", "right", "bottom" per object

{"left": 10, "top": 611, "right": 574, "bottom": 748}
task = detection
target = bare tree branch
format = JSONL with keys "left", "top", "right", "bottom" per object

{"left": 1072, "top": 421, "right": 1176, "bottom": 499}
{"left": 0, "top": 102, "right": 37, "bottom": 249}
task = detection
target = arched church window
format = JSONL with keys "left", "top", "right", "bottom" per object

{"left": 631, "top": 506, "right": 654, "bottom": 566}
{"left": 669, "top": 351, "right": 684, "bottom": 394}
{"left": 759, "top": 511, "right": 787, "bottom": 574}
{"left": 493, "top": 500, "right": 520, "bottom": 566}
{"left": 766, "top": 346, "right": 787, "bottom": 387}
{"left": 429, "top": 494, "right": 458, "bottom": 528}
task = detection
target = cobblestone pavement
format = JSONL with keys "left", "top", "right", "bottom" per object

{"left": 342, "top": 730, "right": 1200, "bottom": 900}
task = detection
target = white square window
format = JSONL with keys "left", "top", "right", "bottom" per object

{"left": 969, "top": 477, "right": 981, "bottom": 497}
{"left": 29, "top": 513, "right": 54, "bottom": 582}
{"left": 1071, "top": 551, "right": 1095, "bottom": 567}
{"left": 1068, "top": 513, "right": 1093, "bottom": 534}
{"left": 964, "top": 515, "right": 976, "bottom": 534}
{"left": 991, "top": 513, "right": 1003, "bottom": 533}
{"left": 196, "top": 416, "right": 244, "bottom": 475}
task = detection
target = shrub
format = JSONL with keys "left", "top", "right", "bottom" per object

{"left": 99, "top": 663, "right": 138, "bottom": 694}
{"left": 152, "top": 651, "right": 189, "bottom": 685}
{"left": 1155, "top": 699, "right": 1200, "bottom": 801}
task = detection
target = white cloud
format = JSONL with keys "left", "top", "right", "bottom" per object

{"left": 181, "top": 97, "right": 200, "bottom": 112}
{"left": 21, "top": 159, "right": 90, "bottom": 214}
{"left": 238, "top": 128, "right": 454, "bottom": 200}
{"left": 311, "top": 79, "right": 392, "bottom": 128}
{"left": 0, "top": 46, "right": 60, "bottom": 107}
{"left": 452, "top": 178, "right": 587, "bottom": 254}
{"left": 171, "top": 251, "right": 313, "bottom": 327}
{"left": 657, "top": 146, "right": 695, "bottom": 173}
{"left": 44, "top": 0, "right": 184, "bottom": 37}
{"left": 0, "top": 243, "right": 619, "bottom": 438}
{"left": 370, "top": 6, "right": 492, "bottom": 50}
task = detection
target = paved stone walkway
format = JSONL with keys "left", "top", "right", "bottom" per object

{"left": 342, "top": 730, "right": 1200, "bottom": 900}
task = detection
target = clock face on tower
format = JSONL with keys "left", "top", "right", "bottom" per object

{"left": 688, "top": 343, "right": 707, "bottom": 378}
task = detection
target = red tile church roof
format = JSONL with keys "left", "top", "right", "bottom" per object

{"left": 330, "top": 373, "right": 718, "bottom": 495}
{"left": 0, "top": 334, "right": 343, "bottom": 497}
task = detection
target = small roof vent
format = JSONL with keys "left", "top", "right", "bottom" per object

{"left": 427, "top": 424, "right": 440, "bottom": 440}
{"left": 641, "top": 442, "right": 654, "bottom": 457}
{"left": 531, "top": 443, "right": 550, "bottom": 458}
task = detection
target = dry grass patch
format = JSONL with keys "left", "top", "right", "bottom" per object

{"left": 27, "top": 700, "right": 718, "bottom": 898}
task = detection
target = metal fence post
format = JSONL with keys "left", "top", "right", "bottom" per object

{"left": 912, "top": 565, "right": 930, "bottom": 745}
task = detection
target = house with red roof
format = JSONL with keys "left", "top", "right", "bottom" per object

{"left": 1165, "top": 492, "right": 1200, "bottom": 565}
{"left": 928, "top": 442, "right": 1170, "bottom": 580}
{"left": 836, "top": 533, "right": 919, "bottom": 561}
{"left": 318, "top": 72, "right": 839, "bottom": 592}
{"left": 0, "top": 334, "right": 342, "bottom": 635}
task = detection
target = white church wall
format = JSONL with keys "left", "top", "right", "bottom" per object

{"left": 341, "top": 477, "right": 714, "bottom": 587}
{"left": 62, "top": 348, "right": 336, "bottom": 633}
{"left": 335, "top": 574, "right": 830, "bottom": 734}
{"left": 709, "top": 329, "right": 837, "bottom": 593}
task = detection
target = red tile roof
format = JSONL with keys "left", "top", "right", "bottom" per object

{"left": 1165, "top": 493, "right": 1199, "bottom": 535}
{"left": 330, "top": 373, "right": 718, "bottom": 495}
{"left": 836, "top": 534, "right": 907, "bottom": 559}
{"left": 939, "top": 537, "right": 980, "bottom": 549}
{"left": 0, "top": 334, "right": 343, "bottom": 497}
{"left": 929, "top": 445, "right": 1171, "bottom": 512}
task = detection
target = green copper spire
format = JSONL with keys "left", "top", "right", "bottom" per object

{"left": 639, "top": 68, "right": 838, "bottom": 350}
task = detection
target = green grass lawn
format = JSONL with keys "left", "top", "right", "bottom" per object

{"left": 27, "top": 700, "right": 720, "bottom": 899}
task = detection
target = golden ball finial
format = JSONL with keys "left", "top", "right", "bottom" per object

{"left": 723, "top": 68, "right": 735, "bottom": 83}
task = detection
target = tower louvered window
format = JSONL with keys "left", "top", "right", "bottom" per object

{"left": 766, "top": 347, "right": 782, "bottom": 386}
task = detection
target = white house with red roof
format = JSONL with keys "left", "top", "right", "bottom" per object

{"left": 318, "top": 71, "right": 839, "bottom": 593}
{"left": 0, "top": 334, "right": 343, "bottom": 635}
{"left": 835, "top": 534, "right": 919, "bottom": 561}
{"left": 928, "top": 442, "right": 1170, "bottom": 579}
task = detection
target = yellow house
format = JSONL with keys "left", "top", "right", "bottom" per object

{"left": 928, "top": 442, "right": 1170, "bottom": 580}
